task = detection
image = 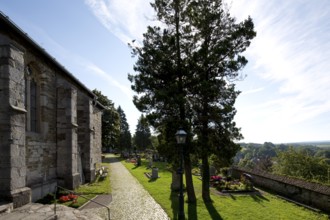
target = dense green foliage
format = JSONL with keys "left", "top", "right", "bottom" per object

{"left": 273, "top": 147, "right": 329, "bottom": 182}
{"left": 128, "top": 0, "right": 255, "bottom": 201}
{"left": 133, "top": 114, "right": 152, "bottom": 150}
{"left": 93, "top": 89, "right": 120, "bottom": 152}
{"left": 236, "top": 142, "right": 330, "bottom": 183}
{"left": 117, "top": 106, "right": 132, "bottom": 152}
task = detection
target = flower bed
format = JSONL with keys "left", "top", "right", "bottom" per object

{"left": 210, "top": 175, "right": 254, "bottom": 192}
{"left": 59, "top": 193, "right": 79, "bottom": 204}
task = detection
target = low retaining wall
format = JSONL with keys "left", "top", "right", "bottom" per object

{"left": 30, "top": 180, "right": 57, "bottom": 202}
{"left": 231, "top": 167, "right": 330, "bottom": 213}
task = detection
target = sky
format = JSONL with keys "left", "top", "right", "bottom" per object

{"left": 1, "top": 0, "right": 330, "bottom": 144}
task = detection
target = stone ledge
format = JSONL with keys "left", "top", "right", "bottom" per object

{"left": 9, "top": 104, "right": 27, "bottom": 113}
{"left": 10, "top": 187, "right": 31, "bottom": 208}
{"left": 0, "top": 202, "right": 13, "bottom": 214}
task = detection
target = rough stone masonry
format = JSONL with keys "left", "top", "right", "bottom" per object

{"left": 0, "top": 12, "right": 104, "bottom": 208}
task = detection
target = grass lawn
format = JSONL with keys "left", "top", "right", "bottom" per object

{"left": 121, "top": 157, "right": 328, "bottom": 220}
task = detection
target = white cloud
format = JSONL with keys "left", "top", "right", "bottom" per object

{"left": 231, "top": 0, "right": 330, "bottom": 142}
{"left": 241, "top": 87, "right": 264, "bottom": 96}
{"left": 86, "top": 63, "right": 133, "bottom": 98}
{"left": 85, "top": 0, "right": 155, "bottom": 44}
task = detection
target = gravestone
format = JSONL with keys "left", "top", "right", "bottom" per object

{"left": 210, "top": 166, "right": 216, "bottom": 176}
{"left": 151, "top": 167, "right": 159, "bottom": 179}
{"left": 148, "top": 160, "right": 153, "bottom": 169}
{"left": 136, "top": 156, "right": 141, "bottom": 166}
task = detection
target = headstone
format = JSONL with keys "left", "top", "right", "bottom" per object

{"left": 136, "top": 156, "right": 141, "bottom": 166}
{"left": 210, "top": 166, "right": 216, "bottom": 176}
{"left": 151, "top": 167, "right": 159, "bottom": 179}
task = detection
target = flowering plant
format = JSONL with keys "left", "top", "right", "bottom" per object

{"left": 59, "top": 193, "right": 78, "bottom": 203}
{"left": 210, "top": 175, "right": 222, "bottom": 182}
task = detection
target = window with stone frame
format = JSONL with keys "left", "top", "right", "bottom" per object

{"left": 25, "top": 65, "right": 40, "bottom": 132}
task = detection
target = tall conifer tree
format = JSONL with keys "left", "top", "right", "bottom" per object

{"left": 129, "top": 0, "right": 256, "bottom": 202}
{"left": 117, "top": 106, "right": 132, "bottom": 152}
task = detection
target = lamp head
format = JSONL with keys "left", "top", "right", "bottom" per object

{"left": 175, "top": 129, "right": 187, "bottom": 144}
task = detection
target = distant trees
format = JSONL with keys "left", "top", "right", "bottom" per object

{"left": 236, "top": 142, "right": 330, "bottom": 183}
{"left": 133, "top": 114, "right": 152, "bottom": 150}
{"left": 273, "top": 147, "right": 329, "bottom": 182}
{"left": 93, "top": 89, "right": 120, "bottom": 152}
{"left": 117, "top": 106, "right": 132, "bottom": 152}
{"left": 93, "top": 90, "right": 134, "bottom": 153}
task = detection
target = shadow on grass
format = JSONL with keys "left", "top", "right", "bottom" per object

{"left": 170, "top": 192, "right": 198, "bottom": 220}
{"left": 205, "top": 200, "right": 223, "bottom": 220}
{"left": 250, "top": 191, "right": 270, "bottom": 203}
{"left": 229, "top": 194, "right": 236, "bottom": 200}
{"left": 170, "top": 191, "right": 179, "bottom": 220}
{"left": 95, "top": 176, "right": 107, "bottom": 182}
{"left": 188, "top": 202, "right": 197, "bottom": 220}
{"left": 148, "top": 178, "right": 158, "bottom": 182}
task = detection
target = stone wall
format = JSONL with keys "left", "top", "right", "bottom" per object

{"left": 231, "top": 167, "right": 330, "bottom": 213}
{"left": 56, "top": 82, "right": 80, "bottom": 190}
{"left": 92, "top": 104, "right": 102, "bottom": 166}
{"left": 24, "top": 51, "right": 58, "bottom": 202}
{"left": 0, "top": 14, "right": 104, "bottom": 207}
{"left": 77, "top": 92, "right": 93, "bottom": 183}
{"left": 0, "top": 39, "right": 31, "bottom": 208}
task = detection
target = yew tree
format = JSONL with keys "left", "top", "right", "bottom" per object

{"left": 129, "top": 0, "right": 256, "bottom": 202}
{"left": 129, "top": 0, "right": 197, "bottom": 203}
{"left": 181, "top": 0, "right": 255, "bottom": 201}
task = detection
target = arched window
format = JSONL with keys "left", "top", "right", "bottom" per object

{"left": 25, "top": 65, "right": 39, "bottom": 132}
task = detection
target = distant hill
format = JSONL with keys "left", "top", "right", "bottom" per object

{"left": 284, "top": 141, "right": 330, "bottom": 148}
{"left": 239, "top": 141, "right": 330, "bottom": 148}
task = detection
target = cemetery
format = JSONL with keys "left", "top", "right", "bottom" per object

{"left": 120, "top": 153, "right": 329, "bottom": 219}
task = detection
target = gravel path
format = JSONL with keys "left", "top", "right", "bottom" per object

{"left": 108, "top": 155, "right": 170, "bottom": 220}
{"left": 0, "top": 155, "right": 169, "bottom": 220}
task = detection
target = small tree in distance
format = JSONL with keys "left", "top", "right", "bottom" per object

{"left": 134, "top": 114, "right": 152, "bottom": 151}
{"left": 117, "top": 106, "right": 132, "bottom": 153}
{"left": 93, "top": 89, "right": 120, "bottom": 152}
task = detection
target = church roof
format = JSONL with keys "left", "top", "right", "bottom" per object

{"left": 0, "top": 11, "right": 105, "bottom": 110}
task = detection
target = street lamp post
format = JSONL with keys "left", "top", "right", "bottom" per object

{"left": 175, "top": 129, "right": 187, "bottom": 220}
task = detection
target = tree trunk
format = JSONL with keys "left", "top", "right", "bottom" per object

{"left": 202, "top": 152, "right": 211, "bottom": 202}
{"left": 184, "top": 153, "right": 196, "bottom": 203}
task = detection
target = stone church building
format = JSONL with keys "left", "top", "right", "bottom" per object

{"left": 0, "top": 12, "right": 104, "bottom": 208}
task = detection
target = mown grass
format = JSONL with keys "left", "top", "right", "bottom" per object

{"left": 122, "top": 157, "right": 328, "bottom": 220}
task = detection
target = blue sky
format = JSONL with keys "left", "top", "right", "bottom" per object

{"left": 1, "top": 0, "right": 330, "bottom": 143}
